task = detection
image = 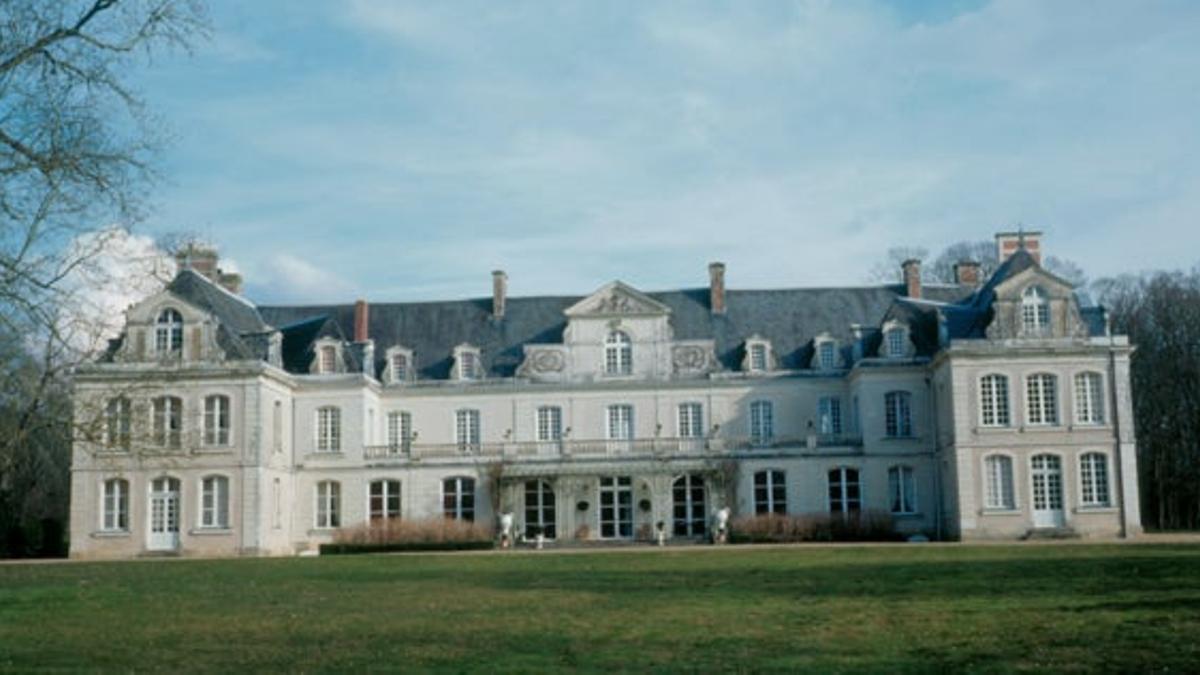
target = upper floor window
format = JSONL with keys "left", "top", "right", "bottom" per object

{"left": 1074, "top": 372, "right": 1105, "bottom": 425}
{"left": 885, "top": 327, "right": 907, "bottom": 358}
{"left": 537, "top": 406, "right": 563, "bottom": 442}
{"left": 315, "top": 480, "right": 341, "bottom": 528}
{"left": 604, "top": 331, "right": 632, "bottom": 375}
{"left": 1080, "top": 452, "right": 1110, "bottom": 507}
{"left": 152, "top": 396, "right": 183, "bottom": 449}
{"left": 203, "top": 395, "right": 231, "bottom": 446}
{"left": 606, "top": 404, "right": 634, "bottom": 440}
{"left": 387, "top": 411, "right": 412, "bottom": 450}
{"left": 105, "top": 397, "right": 131, "bottom": 450}
{"left": 318, "top": 345, "right": 337, "bottom": 374}
{"left": 456, "top": 408, "right": 481, "bottom": 449}
{"left": 272, "top": 401, "right": 283, "bottom": 453}
{"left": 1021, "top": 286, "right": 1050, "bottom": 335}
{"left": 1026, "top": 373, "right": 1058, "bottom": 426}
{"left": 816, "top": 339, "right": 838, "bottom": 370}
{"left": 200, "top": 475, "right": 230, "bottom": 529}
{"left": 984, "top": 455, "right": 1016, "bottom": 509}
{"left": 888, "top": 466, "right": 917, "bottom": 514}
{"left": 155, "top": 308, "right": 184, "bottom": 354}
{"left": 678, "top": 403, "right": 703, "bottom": 438}
{"left": 754, "top": 470, "right": 787, "bottom": 514}
{"left": 884, "top": 391, "right": 912, "bottom": 438}
{"left": 316, "top": 406, "right": 341, "bottom": 452}
{"left": 749, "top": 400, "right": 774, "bottom": 446}
{"left": 818, "top": 396, "right": 842, "bottom": 435}
{"left": 443, "top": 477, "right": 475, "bottom": 521}
{"left": 979, "top": 374, "right": 1010, "bottom": 427}
{"left": 101, "top": 478, "right": 129, "bottom": 531}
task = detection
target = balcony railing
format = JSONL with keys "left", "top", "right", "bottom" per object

{"left": 362, "top": 434, "right": 863, "bottom": 461}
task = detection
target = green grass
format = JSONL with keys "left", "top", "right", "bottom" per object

{"left": 2, "top": 544, "right": 1199, "bottom": 672}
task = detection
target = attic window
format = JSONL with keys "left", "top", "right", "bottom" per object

{"left": 155, "top": 308, "right": 184, "bottom": 354}
{"left": 885, "top": 326, "right": 907, "bottom": 358}
{"left": 749, "top": 343, "right": 768, "bottom": 372}
{"left": 455, "top": 345, "right": 482, "bottom": 380}
{"left": 604, "top": 331, "right": 633, "bottom": 376}
{"left": 319, "top": 345, "right": 337, "bottom": 374}
{"left": 1022, "top": 286, "right": 1050, "bottom": 335}
{"left": 388, "top": 347, "right": 413, "bottom": 384}
{"left": 815, "top": 339, "right": 838, "bottom": 370}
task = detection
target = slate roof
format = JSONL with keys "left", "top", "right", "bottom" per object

{"left": 257, "top": 283, "right": 973, "bottom": 379}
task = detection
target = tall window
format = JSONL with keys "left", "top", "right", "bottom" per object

{"left": 319, "top": 345, "right": 337, "bottom": 373}
{"left": 273, "top": 400, "right": 283, "bottom": 453}
{"left": 677, "top": 403, "right": 703, "bottom": 438}
{"left": 391, "top": 353, "right": 409, "bottom": 382}
{"left": 604, "top": 331, "right": 632, "bottom": 375}
{"left": 672, "top": 474, "right": 707, "bottom": 537}
{"left": 524, "top": 480, "right": 556, "bottom": 538}
{"left": 606, "top": 405, "right": 634, "bottom": 440}
{"left": 884, "top": 391, "right": 912, "bottom": 438}
{"left": 155, "top": 308, "right": 183, "bottom": 354}
{"left": 749, "top": 400, "right": 773, "bottom": 446}
{"left": 818, "top": 397, "right": 842, "bottom": 435}
{"left": 203, "top": 395, "right": 231, "bottom": 446}
{"left": 200, "top": 476, "right": 229, "bottom": 528}
{"left": 456, "top": 409, "right": 481, "bottom": 450}
{"left": 369, "top": 479, "right": 402, "bottom": 521}
{"left": 1026, "top": 373, "right": 1058, "bottom": 425}
{"left": 316, "top": 406, "right": 341, "bottom": 452}
{"left": 748, "top": 343, "right": 768, "bottom": 371}
{"left": 387, "top": 411, "right": 412, "bottom": 450}
{"left": 885, "top": 328, "right": 907, "bottom": 358}
{"left": 828, "top": 467, "right": 861, "bottom": 515}
{"left": 984, "top": 455, "right": 1015, "bottom": 509}
{"left": 443, "top": 477, "right": 475, "bottom": 521}
{"left": 315, "top": 481, "right": 340, "bottom": 528}
{"left": 1080, "top": 453, "right": 1110, "bottom": 507}
{"left": 888, "top": 466, "right": 917, "bottom": 514}
{"left": 101, "top": 478, "right": 129, "bottom": 531}
{"left": 979, "top": 374, "right": 1010, "bottom": 427}
{"left": 105, "top": 397, "right": 131, "bottom": 449}
{"left": 754, "top": 470, "right": 787, "bottom": 514}
{"left": 1021, "top": 286, "right": 1050, "bottom": 335}
{"left": 817, "top": 340, "right": 837, "bottom": 370}
{"left": 537, "top": 406, "right": 563, "bottom": 442}
{"left": 1074, "top": 372, "right": 1105, "bottom": 425}
{"left": 152, "top": 396, "right": 182, "bottom": 449}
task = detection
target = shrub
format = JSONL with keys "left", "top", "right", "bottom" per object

{"left": 332, "top": 517, "right": 493, "bottom": 547}
{"left": 730, "top": 511, "right": 903, "bottom": 544}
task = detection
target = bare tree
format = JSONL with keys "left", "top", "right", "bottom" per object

{"left": 868, "top": 237, "right": 1087, "bottom": 286}
{"left": 0, "top": 1, "right": 207, "bottom": 557}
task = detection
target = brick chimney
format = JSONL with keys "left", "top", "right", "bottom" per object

{"left": 996, "top": 230, "right": 1042, "bottom": 265}
{"left": 953, "top": 260, "right": 981, "bottom": 287}
{"left": 217, "top": 271, "right": 243, "bottom": 295}
{"left": 492, "top": 270, "right": 507, "bottom": 320}
{"left": 353, "top": 299, "right": 369, "bottom": 343}
{"left": 175, "top": 244, "right": 219, "bottom": 281}
{"left": 709, "top": 262, "right": 726, "bottom": 315}
{"left": 902, "top": 259, "right": 922, "bottom": 299}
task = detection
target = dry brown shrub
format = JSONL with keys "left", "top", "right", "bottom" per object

{"left": 333, "top": 517, "right": 493, "bottom": 545}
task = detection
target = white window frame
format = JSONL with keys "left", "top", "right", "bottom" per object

{"left": 749, "top": 400, "right": 774, "bottom": 446}
{"left": 1026, "top": 373, "right": 1059, "bottom": 426}
{"left": 884, "top": 391, "right": 912, "bottom": 438}
{"left": 979, "top": 374, "right": 1011, "bottom": 428}
{"left": 536, "top": 406, "right": 563, "bottom": 442}
{"left": 387, "top": 347, "right": 414, "bottom": 384}
{"left": 888, "top": 465, "right": 917, "bottom": 515}
{"left": 1074, "top": 372, "right": 1105, "bottom": 425}
{"left": 753, "top": 469, "right": 787, "bottom": 515}
{"left": 318, "top": 344, "right": 338, "bottom": 374}
{"left": 315, "top": 480, "right": 340, "bottom": 529}
{"left": 154, "top": 307, "right": 184, "bottom": 355}
{"left": 106, "top": 397, "right": 132, "bottom": 450}
{"left": 101, "top": 478, "right": 129, "bottom": 532}
{"left": 203, "top": 394, "right": 231, "bottom": 447}
{"left": 818, "top": 396, "right": 842, "bottom": 435}
{"left": 199, "top": 475, "right": 230, "bottom": 529}
{"left": 884, "top": 325, "right": 908, "bottom": 358}
{"left": 604, "top": 331, "right": 633, "bottom": 376}
{"left": 1079, "top": 452, "right": 1111, "bottom": 507}
{"left": 606, "top": 404, "right": 634, "bottom": 440}
{"left": 983, "top": 454, "right": 1017, "bottom": 510}
{"left": 677, "top": 402, "right": 703, "bottom": 439}
{"left": 443, "top": 477, "right": 475, "bottom": 521}
{"left": 815, "top": 338, "right": 838, "bottom": 370}
{"left": 455, "top": 408, "right": 481, "bottom": 450}
{"left": 455, "top": 345, "right": 482, "bottom": 381}
{"left": 152, "top": 395, "right": 183, "bottom": 449}
{"left": 746, "top": 340, "right": 770, "bottom": 372}
{"left": 387, "top": 411, "right": 412, "bottom": 451}
{"left": 368, "top": 479, "right": 402, "bottom": 522}
{"left": 827, "top": 467, "right": 861, "bottom": 515}
{"left": 316, "top": 406, "right": 341, "bottom": 453}
{"left": 1021, "top": 286, "right": 1050, "bottom": 335}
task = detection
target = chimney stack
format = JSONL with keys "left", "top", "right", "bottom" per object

{"left": 902, "top": 259, "right": 922, "bottom": 299}
{"left": 175, "top": 243, "right": 220, "bottom": 281}
{"left": 353, "top": 299, "right": 369, "bottom": 343}
{"left": 953, "top": 260, "right": 981, "bottom": 287}
{"left": 709, "top": 262, "right": 726, "bottom": 315}
{"left": 995, "top": 230, "right": 1043, "bottom": 265}
{"left": 218, "top": 271, "right": 243, "bottom": 295}
{"left": 492, "top": 270, "right": 507, "bottom": 320}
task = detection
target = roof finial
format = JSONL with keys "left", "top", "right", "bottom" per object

{"left": 1017, "top": 224, "right": 1026, "bottom": 250}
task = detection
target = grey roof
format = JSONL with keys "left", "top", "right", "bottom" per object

{"left": 257, "top": 283, "right": 974, "bottom": 379}
{"left": 165, "top": 270, "right": 271, "bottom": 360}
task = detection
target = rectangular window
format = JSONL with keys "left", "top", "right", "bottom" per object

{"left": 102, "top": 479, "right": 129, "bottom": 531}
{"left": 606, "top": 405, "right": 634, "bottom": 440}
{"left": 443, "top": 477, "right": 475, "bottom": 521}
{"left": 828, "top": 468, "right": 861, "bottom": 515}
{"left": 536, "top": 406, "right": 563, "bottom": 442}
{"left": 456, "top": 409, "right": 481, "bottom": 449}
{"left": 316, "top": 407, "right": 341, "bottom": 452}
{"left": 200, "top": 476, "right": 229, "bottom": 528}
{"left": 391, "top": 353, "right": 408, "bottom": 382}
{"left": 272, "top": 401, "right": 283, "bottom": 453}
{"left": 677, "top": 403, "right": 703, "bottom": 438}
{"left": 1080, "top": 453, "right": 1111, "bottom": 506}
{"left": 985, "top": 455, "right": 1016, "bottom": 509}
{"left": 749, "top": 343, "right": 767, "bottom": 371}
{"left": 1074, "top": 373, "right": 1105, "bottom": 425}
{"left": 319, "top": 345, "right": 337, "bottom": 373}
{"left": 387, "top": 411, "right": 412, "bottom": 451}
{"left": 315, "top": 481, "right": 340, "bottom": 529}
{"left": 886, "top": 329, "right": 906, "bottom": 357}
{"left": 818, "top": 341, "right": 837, "bottom": 370}
{"left": 1026, "top": 374, "right": 1058, "bottom": 425}
{"left": 750, "top": 401, "right": 774, "bottom": 446}
{"left": 153, "top": 397, "right": 182, "bottom": 449}
{"left": 459, "top": 351, "right": 480, "bottom": 379}
{"left": 818, "top": 397, "right": 842, "bottom": 435}
{"left": 888, "top": 466, "right": 917, "bottom": 514}
{"left": 369, "top": 480, "right": 402, "bottom": 521}
{"left": 106, "top": 398, "right": 131, "bottom": 450}
{"left": 754, "top": 470, "right": 787, "bottom": 515}
{"left": 885, "top": 391, "right": 912, "bottom": 438}
{"left": 203, "top": 395, "right": 230, "bottom": 446}
{"left": 980, "top": 375, "right": 1011, "bottom": 427}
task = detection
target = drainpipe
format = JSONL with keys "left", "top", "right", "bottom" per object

{"left": 1107, "top": 318, "right": 1128, "bottom": 538}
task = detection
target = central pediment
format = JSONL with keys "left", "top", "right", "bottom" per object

{"left": 564, "top": 281, "right": 672, "bottom": 318}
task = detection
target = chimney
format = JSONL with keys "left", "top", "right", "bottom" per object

{"left": 175, "top": 243, "right": 219, "bottom": 281}
{"left": 492, "top": 270, "right": 507, "bottom": 320}
{"left": 953, "top": 260, "right": 981, "bottom": 287}
{"left": 217, "top": 271, "right": 243, "bottom": 295}
{"left": 709, "top": 262, "right": 726, "bottom": 315}
{"left": 902, "top": 259, "right": 922, "bottom": 299}
{"left": 353, "top": 299, "right": 369, "bottom": 343}
{"left": 995, "top": 230, "right": 1043, "bottom": 265}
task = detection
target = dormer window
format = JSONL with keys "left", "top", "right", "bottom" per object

{"left": 155, "top": 308, "right": 183, "bottom": 354}
{"left": 814, "top": 337, "right": 839, "bottom": 371}
{"left": 604, "top": 331, "right": 632, "bottom": 375}
{"left": 1021, "top": 286, "right": 1050, "bottom": 335}
{"left": 883, "top": 323, "right": 909, "bottom": 359}
{"left": 319, "top": 345, "right": 337, "bottom": 374}
{"left": 387, "top": 347, "right": 414, "bottom": 384}
{"left": 745, "top": 339, "right": 771, "bottom": 373}
{"left": 454, "top": 345, "right": 482, "bottom": 380}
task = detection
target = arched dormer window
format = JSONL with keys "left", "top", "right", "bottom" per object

{"left": 453, "top": 344, "right": 482, "bottom": 380}
{"left": 1021, "top": 286, "right": 1050, "bottom": 335}
{"left": 744, "top": 337, "right": 771, "bottom": 373}
{"left": 155, "top": 308, "right": 184, "bottom": 355}
{"left": 604, "top": 331, "right": 632, "bottom": 375}
{"left": 313, "top": 341, "right": 340, "bottom": 374}
{"left": 386, "top": 346, "right": 414, "bottom": 384}
{"left": 882, "top": 323, "right": 909, "bottom": 359}
{"left": 813, "top": 336, "right": 839, "bottom": 371}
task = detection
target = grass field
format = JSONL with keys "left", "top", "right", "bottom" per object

{"left": 2, "top": 543, "right": 1199, "bottom": 672}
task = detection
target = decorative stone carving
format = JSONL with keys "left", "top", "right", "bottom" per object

{"left": 672, "top": 341, "right": 715, "bottom": 374}
{"left": 517, "top": 346, "right": 567, "bottom": 377}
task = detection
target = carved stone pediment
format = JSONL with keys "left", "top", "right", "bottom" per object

{"left": 672, "top": 340, "right": 716, "bottom": 375}
{"left": 517, "top": 345, "right": 568, "bottom": 377}
{"left": 564, "top": 281, "right": 671, "bottom": 318}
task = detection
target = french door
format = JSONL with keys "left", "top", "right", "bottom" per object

{"left": 672, "top": 474, "right": 707, "bottom": 537}
{"left": 1031, "top": 454, "right": 1065, "bottom": 528}
{"left": 598, "top": 476, "right": 633, "bottom": 538}
{"left": 148, "top": 477, "right": 181, "bottom": 551}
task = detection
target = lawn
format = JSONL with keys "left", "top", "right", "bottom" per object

{"left": 2, "top": 544, "right": 1199, "bottom": 672}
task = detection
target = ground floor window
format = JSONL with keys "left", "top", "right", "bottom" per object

{"left": 524, "top": 480, "right": 556, "bottom": 538}
{"left": 315, "top": 481, "right": 341, "bottom": 529}
{"left": 672, "top": 474, "right": 707, "bottom": 537}
{"left": 102, "top": 478, "right": 129, "bottom": 531}
{"left": 200, "top": 475, "right": 230, "bottom": 528}
{"left": 1080, "top": 452, "right": 1110, "bottom": 507}
{"left": 598, "top": 476, "right": 633, "bottom": 538}
{"left": 888, "top": 466, "right": 917, "bottom": 514}
{"left": 985, "top": 455, "right": 1015, "bottom": 509}
{"left": 369, "top": 479, "right": 401, "bottom": 521}
{"left": 443, "top": 477, "right": 475, "bottom": 521}
{"left": 828, "top": 467, "right": 861, "bottom": 516}
{"left": 754, "top": 470, "right": 787, "bottom": 515}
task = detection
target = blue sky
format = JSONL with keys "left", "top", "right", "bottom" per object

{"left": 135, "top": 0, "right": 1200, "bottom": 304}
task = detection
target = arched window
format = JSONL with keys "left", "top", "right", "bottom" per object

{"left": 369, "top": 479, "right": 401, "bottom": 521}
{"left": 1026, "top": 373, "right": 1058, "bottom": 425}
{"left": 1021, "top": 286, "right": 1050, "bottom": 335}
{"left": 391, "top": 352, "right": 410, "bottom": 382}
{"left": 316, "top": 406, "right": 341, "bottom": 452}
{"left": 979, "top": 374, "right": 1010, "bottom": 427}
{"left": 1074, "top": 372, "right": 1105, "bottom": 425}
{"left": 672, "top": 474, "right": 707, "bottom": 537}
{"left": 754, "top": 470, "right": 786, "bottom": 514}
{"left": 1080, "top": 452, "right": 1110, "bottom": 506}
{"left": 604, "top": 331, "right": 633, "bottom": 375}
{"left": 888, "top": 466, "right": 917, "bottom": 514}
{"left": 152, "top": 396, "right": 183, "bottom": 449}
{"left": 101, "top": 478, "right": 129, "bottom": 531}
{"left": 203, "top": 395, "right": 231, "bottom": 446}
{"left": 984, "top": 455, "right": 1015, "bottom": 509}
{"left": 828, "top": 467, "right": 861, "bottom": 515}
{"left": 200, "top": 475, "right": 230, "bottom": 528}
{"left": 443, "top": 477, "right": 475, "bottom": 521}
{"left": 105, "top": 397, "right": 131, "bottom": 450}
{"left": 155, "top": 308, "right": 184, "bottom": 354}
{"left": 318, "top": 345, "right": 337, "bottom": 374}
{"left": 884, "top": 391, "right": 912, "bottom": 437}
{"left": 315, "top": 480, "right": 340, "bottom": 528}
